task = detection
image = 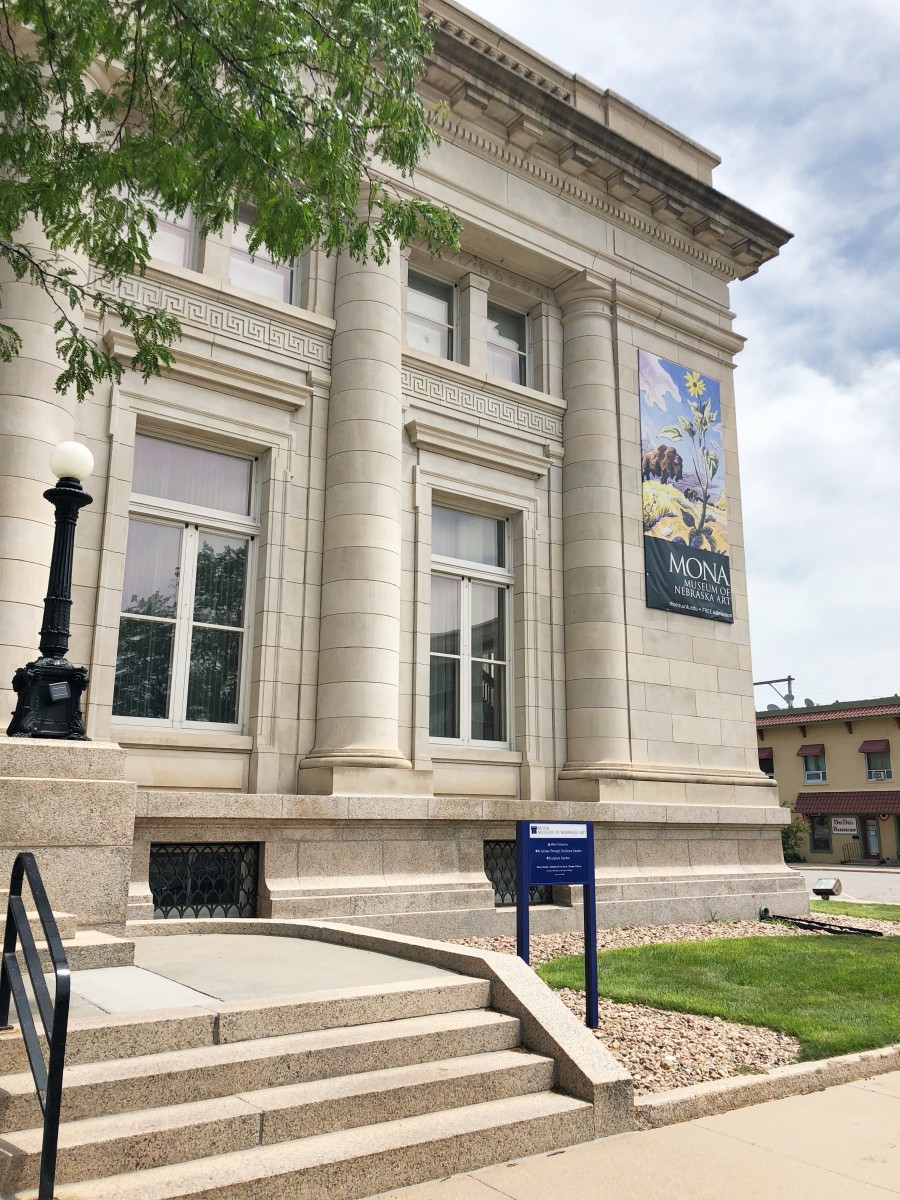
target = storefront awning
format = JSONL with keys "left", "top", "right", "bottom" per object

{"left": 796, "top": 743, "right": 825, "bottom": 757}
{"left": 858, "top": 739, "right": 890, "bottom": 754}
{"left": 795, "top": 791, "right": 900, "bottom": 815}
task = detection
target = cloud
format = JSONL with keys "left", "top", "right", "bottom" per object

{"left": 638, "top": 352, "right": 679, "bottom": 412}
{"left": 468, "top": 0, "right": 900, "bottom": 703}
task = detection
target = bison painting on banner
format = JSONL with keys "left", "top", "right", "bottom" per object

{"left": 638, "top": 349, "right": 733, "bottom": 623}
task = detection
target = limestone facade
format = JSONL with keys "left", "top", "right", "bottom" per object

{"left": 0, "top": 0, "right": 807, "bottom": 931}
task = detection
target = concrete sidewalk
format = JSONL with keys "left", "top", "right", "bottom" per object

{"left": 379, "top": 1070, "right": 900, "bottom": 1199}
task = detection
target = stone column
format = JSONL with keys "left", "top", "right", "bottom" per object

{"left": 459, "top": 272, "right": 490, "bottom": 373}
{"left": 300, "top": 248, "right": 424, "bottom": 795}
{"left": 557, "top": 272, "right": 630, "bottom": 784}
{"left": 0, "top": 219, "right": 83, "bottom": 719}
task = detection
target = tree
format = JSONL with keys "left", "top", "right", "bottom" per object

{"left": 0, "top": 0, "right": 462, "bottom": 400}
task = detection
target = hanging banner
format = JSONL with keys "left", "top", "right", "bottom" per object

{"left": 638, "top": 350, "right": 733, "bottom": 623}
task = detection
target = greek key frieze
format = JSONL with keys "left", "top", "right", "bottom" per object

{"left": 402, "top": 365, "right": 563, "bottom": 441}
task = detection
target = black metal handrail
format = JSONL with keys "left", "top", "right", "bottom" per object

{"left": 0, "top": 853, "right": 70, "bottom": 1200}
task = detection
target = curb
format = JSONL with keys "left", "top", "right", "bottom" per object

{"left": 632, "top": 1042, "right": 900, "bottom": 1128}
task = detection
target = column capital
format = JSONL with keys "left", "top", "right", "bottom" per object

{"left": 460, "top": 271, "right": 491, "bottom": 294}
{"left": 555, "top": 269, "right": 614, "bottom": 315}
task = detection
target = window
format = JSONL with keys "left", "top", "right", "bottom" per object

{"left": 758, "top": 749, "right": 775, "bottom": 778}
{"left": 147, "top": 209, "right": 194, "bottom": 269}
{"left": 229, "top": 205, "right": 294, "bottom": 303}
{"left": 113, "top": 434, "right": 256, "bottom": 729}
{"left": 430, "top": 506, "right": 510, "bottom": 745}
{"left": 810, "top": 816, "right": 831, "bottom": 854}
{"left": 487, "top": 302, "right": 528, "bottom": 386}
{"left": 407, "top": 272, "right": 455, "bottom": 359}
{"left": 866, "top": 751, "right": 893, "bottom": 781}
{"left": 803, "top": 754, "right": 827, "bottom": 783}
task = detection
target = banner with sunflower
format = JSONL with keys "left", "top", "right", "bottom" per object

{"left": 637, "top": 349, "right": 733, "bottom": 622}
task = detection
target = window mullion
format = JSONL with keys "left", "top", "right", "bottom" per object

{"left": 461, "top": 576, "right": 470, "bottom": 745}
{"left": 171, "top": 526, "right": 198, "bottom": 726}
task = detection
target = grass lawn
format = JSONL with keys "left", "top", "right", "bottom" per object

{"left": 810, "top": 899, "right": 900, "bottom": 922}
{"left": 538, "top": 935, "right": 900, "bottom": 1060}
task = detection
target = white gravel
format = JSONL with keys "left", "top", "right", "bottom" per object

{"left": 454, "top": 914, "right": 893, "bottom": 1094}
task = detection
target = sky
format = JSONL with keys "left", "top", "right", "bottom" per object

{"left": 466, "top": 0, "right": 900, "bottom": 710}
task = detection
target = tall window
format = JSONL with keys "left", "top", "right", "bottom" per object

{"left": 866, "top": 751, "right": 893, "bottom": 780}
{"left": 810, "top": 816, "right": 831, "bottom": 853}
{"left": 229, "top": 205, "right": 294, "bottom": 303}
{"left": 407, "top": 272, "right": 455, "bottom": 359}
{"left": 487, "top": 303, "right": 528, "bottom": 386}
{"left": 802, "top": 753, "right": 827, "bottom": 783}
{"left": 430, "top": 506, "right": 510, "bottom": 745}
{"left": 147, "top": 209, "right": 194, "bottom": 268}
{"left": 113, "top": 435, "right": 256, "bottom": 729}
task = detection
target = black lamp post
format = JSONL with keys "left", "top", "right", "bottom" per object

{"left": 7, "top": 441, "right": 94, "bottom": 740}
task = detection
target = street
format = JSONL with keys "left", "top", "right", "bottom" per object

{"left": 792, "top": 866, "right": 900, "bottom": 904}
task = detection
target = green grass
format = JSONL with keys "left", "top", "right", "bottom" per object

{"left": 538, "top": 936, "right": 900, "bottom": 1060}
{"left": 810, "top": 899, "right": 900, "bottom": 922}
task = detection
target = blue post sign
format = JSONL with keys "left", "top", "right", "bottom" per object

{"left": 515, "top": 820, "right": 598, "bottom": 1029}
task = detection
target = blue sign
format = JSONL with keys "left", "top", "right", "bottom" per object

{"left": 515, "top": 820, "right": 598, "bottom": 1029}
{"left": 524, "top": 822, "right": 593, "bottom": 886}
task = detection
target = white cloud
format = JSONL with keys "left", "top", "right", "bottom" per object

{"left": 468, "top": 0, "right": 900, "bottom": 703}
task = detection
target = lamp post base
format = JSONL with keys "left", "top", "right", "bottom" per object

{"left": 6, "top": 657, "right": 90, "bottom": 739}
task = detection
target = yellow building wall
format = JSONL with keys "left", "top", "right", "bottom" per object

{"left": 760, "top": 716, "right": 899, "bottom": 865}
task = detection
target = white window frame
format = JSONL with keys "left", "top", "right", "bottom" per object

{"left": 429, "top": 518, "right": 512, "bottom": 749}
{"left": 406, "top": 269, "right": 457, "bottom": 362}
{"left": 112, "top": 439, "right": 258, "bottom": 734}
{"left": 866, "top": 751, "right": 893, "bottom": 781}
{"left": 147, "top": 207, "right": 198, "bottom": 271}
{"left": 487, "top": 300, "right": 530, "bottom": 388}
{"left": 803, "top": 754, "right": 827, "bottom": 784}
{"left": 229, "top": 204, "right": 300, "bottom": 305}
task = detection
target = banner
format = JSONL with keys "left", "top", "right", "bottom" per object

{"left": 638, "top": 350, "right": 732, "bottom": 623}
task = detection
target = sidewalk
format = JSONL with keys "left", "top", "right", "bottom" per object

{"left": 379, "top": 1070, "right": 900, "bottom": 1199}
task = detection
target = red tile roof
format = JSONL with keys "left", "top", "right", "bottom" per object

{"left": 758, "top": 701, "right": 900, "bottom": 728}
{"left": 795, "top": 791, "right": 900, "bottom": 815}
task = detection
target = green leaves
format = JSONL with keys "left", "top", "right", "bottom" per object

{"left": 0, "top": 0, "right": 463, "bottom": 399}
{"left": 657, "top": 424, "right": 682, "bottom": 441}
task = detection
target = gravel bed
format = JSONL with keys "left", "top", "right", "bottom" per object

{"left": 806, "top": 909, "right": 900, "bottom": 936}
{"left": 453, "top": 915, "right": 886, "bottom": 1095}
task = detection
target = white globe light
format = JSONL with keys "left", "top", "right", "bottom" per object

{"left": 49, "top": 441, "right": 94, "bottom": 482}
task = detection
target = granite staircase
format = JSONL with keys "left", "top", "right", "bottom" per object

{"left": 0, "top": 974, "right": 594, "bottom": 1200}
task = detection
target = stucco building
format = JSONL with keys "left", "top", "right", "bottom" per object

{"left": 758, "top": 698, "right": 900, "bottom": 865}
{"left": 0, "top": 0, "right": 807, "bottom": 933}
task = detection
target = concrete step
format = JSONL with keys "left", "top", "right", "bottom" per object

{"left": 38, "top": 931, "right": 135, "bottom": 973}
{"left": 0, "top": 976, "right": 491, "bottom": 1074}
{"left": 30, "top": 1092, "right": 593, "bottom": 1200}
{"left": 0, "top": 1050, "right": 554, "bottom": 1191}
{"left": 0, "top": 1010, "right": 521, "bottom": 1129}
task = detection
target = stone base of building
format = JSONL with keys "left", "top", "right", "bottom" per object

{"left": 126, "top": 790, "right": 808, "bottom": 934}
{"left": 0, "top": 737, "right": 137, "bottom": 929}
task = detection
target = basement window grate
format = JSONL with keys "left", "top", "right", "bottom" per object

{"left": 149, "top": 842, "right": 259, "bottom": 919}
{"left": 483, "top": 839, "right": 552, "bottom": 907}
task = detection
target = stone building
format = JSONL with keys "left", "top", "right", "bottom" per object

{"left": 758, "top": 697, "right": 900, "bottom": 866}
{"left": 0, "top": 0, "right": 807, "bottom": 933}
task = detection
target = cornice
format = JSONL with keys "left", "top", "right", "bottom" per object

{"left": 429, "top": 111, "right": 742, "bottom": 282}
{"left": 405, "top": 417, "right": 553, "bottom": 478}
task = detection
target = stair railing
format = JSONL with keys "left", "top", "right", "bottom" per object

{"left": 0, "top": 852, "right": 70, "bottom": 1200}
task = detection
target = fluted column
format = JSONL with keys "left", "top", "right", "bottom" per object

{"left": 0, "top": 219, "right": 83, "bottom": 717}
{"left": 558, "top": 272, "right": 630, "bottom": 771}
{"left": 304, "top": 247, "right": 409, "bottom": 772}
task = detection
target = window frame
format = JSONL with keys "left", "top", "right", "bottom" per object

{"left": 406, "top": 269, "right": 457, "bottom": 362}
{"left": 112, "top": 435, "right": 259, "bottom": 734}
{"left": 802, "top": 753, "right": 827, "bottom": 784}
{"left": 146, "top": 208, "right": 198, "bottom": 272}
{"left": 429, "top": 509, "right": 512, "bottom": 749}
{"left": 810, "top": 815, "right": 832, "bottom": 854}
{"left": 228, "top": 204, "right": 299, "bottom": 305}
{"left": 866, "top": 750, "right": 893, "bottom": 781}
{"left": 486, "top": 300, "right": 530, "bottom": 388}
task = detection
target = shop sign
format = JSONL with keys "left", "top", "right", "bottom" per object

{"left": 638, "top": 351, "right": 732, "bottom": 623}
{"left": 832, "top": 816, "right": 858, "bottom": 835}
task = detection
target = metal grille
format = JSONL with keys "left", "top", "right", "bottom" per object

{"left": 483, "top": 840, "right": 552, "bottom": 907}
{"left": 149, "top": 843, "right": 259, "bottom": 919}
